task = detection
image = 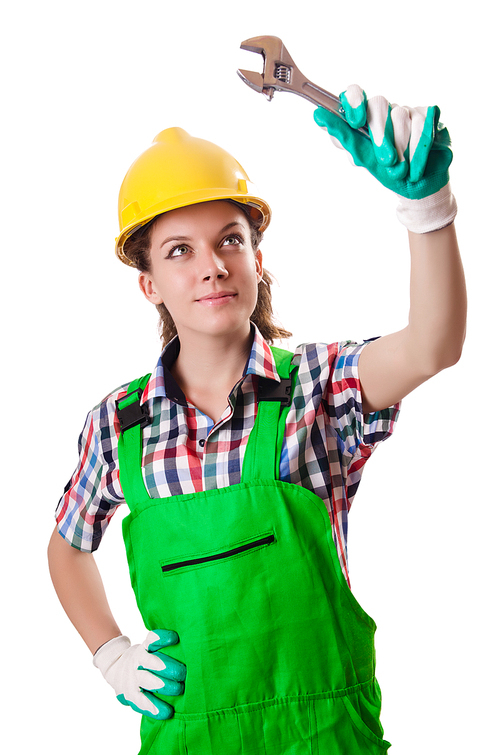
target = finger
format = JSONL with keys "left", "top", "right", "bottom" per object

{"left": 408, "top": 105, "right": 438, "bottom": 183}
{"left": 323, "top": 129, "right": 356, "bottom": 165}
{"left": 145, "top": 629, "right": 180, "bottom": 651}
{"left": 118, "top": 689, "right": 175, "bottom": 720}
{"left": 136, "top": 646, "right": 187, "bottom": 682}
{"left": 314, "top": 106, "right": 346, "bottom": 137}
{"left": 153, "top": 653, "right": 187, "bottom": 682}
{"left": 314, "top": 107, "right": 382, "bottom": 180}
{"left": 339, "top": 85, "right": 367, "bottom": 129}
{"left": 153, "top": 677, "right": 184, "bottom": 697}
{"left": 390, "top": 105, "right": 411, "bottom": 163}
{"left": 135, "top": 645, "right": 170, "bottom": 673}
{"left": 141, "top": 691, "right": 175, "bottom": 720}
{"left": 386, "top": 105, "right": 411, "bottom": 180}
{"left": 314, "top": 107, "right": 371, "bottom": 167}
{"left": 136, "top": 668, "right": 184, "bottom": 695}
{"left": 366, "top": 95, "right": 397, "bottom": 167}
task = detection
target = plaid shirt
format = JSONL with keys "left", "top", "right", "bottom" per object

{"left": 56, "top": 327, "right": 399, "bottom": 582}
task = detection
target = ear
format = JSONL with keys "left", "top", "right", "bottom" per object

{"left": 255, "top": 249, "right": 263, "bottom": 283}
{"left": 138, "top": 271, "right": 163, "bottom": 305}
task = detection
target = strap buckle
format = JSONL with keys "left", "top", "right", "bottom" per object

{"left": 258, "top": 377, "right": 292, "bottom": 406}
{"left": 116, "top": 389, "right": 152, "bottom": 432}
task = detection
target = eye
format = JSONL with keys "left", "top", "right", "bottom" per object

{"left": 167, "top": 244, "right": 190, "bottom": 259}
{"left": 221, "top": 234, "right": 244, "bottom": 247}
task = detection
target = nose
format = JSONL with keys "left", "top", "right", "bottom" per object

{"left": 199, "top": 248, "right": 229, "bottom": 281}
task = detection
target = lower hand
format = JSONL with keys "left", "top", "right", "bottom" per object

{"left": 93, "top": 630, "right": 186, "bottom": 720}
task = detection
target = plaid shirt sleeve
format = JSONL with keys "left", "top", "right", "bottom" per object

{"left": 330, "top": 339, "right": 400, "bottom": 510}
{"left": 331, "top": 340, "right": 399, "bottom": 449}
{"left": 55, "top": 390, "right": 125, "bottom": 552}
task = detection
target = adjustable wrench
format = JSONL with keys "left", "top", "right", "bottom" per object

{"left": 237, "top": 35, "right": 370, "bottom": 138}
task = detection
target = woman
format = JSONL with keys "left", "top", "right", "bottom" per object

{"left": 48, "top": 87, "right": 466, "bottom": 754}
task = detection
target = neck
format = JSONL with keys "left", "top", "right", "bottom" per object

{"left": 170, "top": 325, "right": 254, "bottom": 408}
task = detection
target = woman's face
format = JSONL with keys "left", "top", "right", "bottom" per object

{"left": 139, "top": 201, "right": 263, "bottom": 344}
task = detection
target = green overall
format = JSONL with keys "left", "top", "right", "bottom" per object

{"left": 117, "top": 348, "right": 391, "bottom": 754}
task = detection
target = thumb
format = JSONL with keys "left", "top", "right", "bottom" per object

{"left": 314, "top": 107, "right": 376, "bottom": 173}
{"left": 144, "top": 629, "right": 180, "bottom": 653}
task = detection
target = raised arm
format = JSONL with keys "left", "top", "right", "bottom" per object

{"left": 315, "top": 85, "right": 466, "bottom": 413}
{"left": 359, "top": 223, "right": 466, "bottom": 412}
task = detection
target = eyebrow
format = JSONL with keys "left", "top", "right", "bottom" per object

{"left": 159, "top": 221, "right": 245, "bottom": 249}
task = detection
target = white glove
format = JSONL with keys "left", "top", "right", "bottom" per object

{"left": 93, "top": 630, "right": 186, "bottom": 720}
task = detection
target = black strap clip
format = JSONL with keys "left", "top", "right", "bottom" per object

{"left": 116, "top": 389, "right": 152, "bottom": 432}
{"left": 258, "top": 376, "right": 292, "bottom": 406}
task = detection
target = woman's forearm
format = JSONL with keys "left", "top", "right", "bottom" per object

{"left": 48, "top": 526, "right": 122, "bottom": 654}
{"left": 359, "top": 222, "right": 467, "bottom": 412}
{"left": 406, "top": 222, "right": 467, "bottom": 373}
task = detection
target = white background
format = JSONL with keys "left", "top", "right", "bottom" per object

{"left": 2, "top": 0, "right": 497, "bottom": 752}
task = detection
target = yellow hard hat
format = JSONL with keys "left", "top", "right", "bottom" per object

{"left": 115, "top": 127, "right": 272, "bottom": 265}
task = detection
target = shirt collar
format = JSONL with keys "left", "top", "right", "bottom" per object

{"left": 139, "top": 338, "right": 183, "bottom": 405}
{"left": 244, "top": 326, "right": 281, "bottom": 382}
{"left": 141, "top": 326, "right": 281, "bottom": 406}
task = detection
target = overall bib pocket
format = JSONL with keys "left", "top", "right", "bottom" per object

{"left": 160, "top": 533, "right": 276, "bottom": 575}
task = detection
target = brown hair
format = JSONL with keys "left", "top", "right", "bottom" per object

{"left": 123, "top": 201, "right": 292, "bottom": 349}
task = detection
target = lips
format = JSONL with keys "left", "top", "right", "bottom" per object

{"left": 196, "top": 291, "right": 237, "bottom": 303}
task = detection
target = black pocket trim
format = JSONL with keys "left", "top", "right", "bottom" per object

{"left": 161, "top": 534, "right": 275, "bottom": 573}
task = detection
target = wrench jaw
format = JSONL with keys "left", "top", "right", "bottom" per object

{"left": 240, "top": 35, "right": 286, "bottom": 62}
{"left": 239, "top": 35, "right": 296, "bottom": 99}
{"left": 236, "top": 69, "right": 275, "bottom": 100}
{"left": 236, "top": 68, "right": 265, "bottom": 93}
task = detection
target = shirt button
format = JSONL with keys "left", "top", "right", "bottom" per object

{"left": 199, "top": 439, "right": 205, "bottom": 447}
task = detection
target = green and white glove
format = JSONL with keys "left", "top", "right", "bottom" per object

{"left": 93, "top": 630, "right": 186, "bottom": 720}
{"left": 314, "top": 85, "right": 457, "bottom": 233}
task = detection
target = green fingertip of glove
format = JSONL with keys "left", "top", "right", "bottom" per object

{"left": 369, "top": 107, "right": 398, "bottom": 166}
{"left": 117, "top": 692, "right": 175, "bottom": 720}
{"left": 151, "top": 653, "right": 187, "bottom": 683}
{"left": 147, "top": 629, "right": 180, "bottom": 651}
{"left": 339, "top": 89, "right": 367, "bottom": 130}
{"left": 409, "top": 105, "right": 440, "bottom": 182}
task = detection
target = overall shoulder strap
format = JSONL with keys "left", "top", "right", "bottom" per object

{"left": 116, "top": 374, "right": 152, "bottom": 507}
{"left": 241, "top": 348, "right": 297, "bottom": 483}
{"left": 268, "top": 346, "right": 295, "bottom": 379}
